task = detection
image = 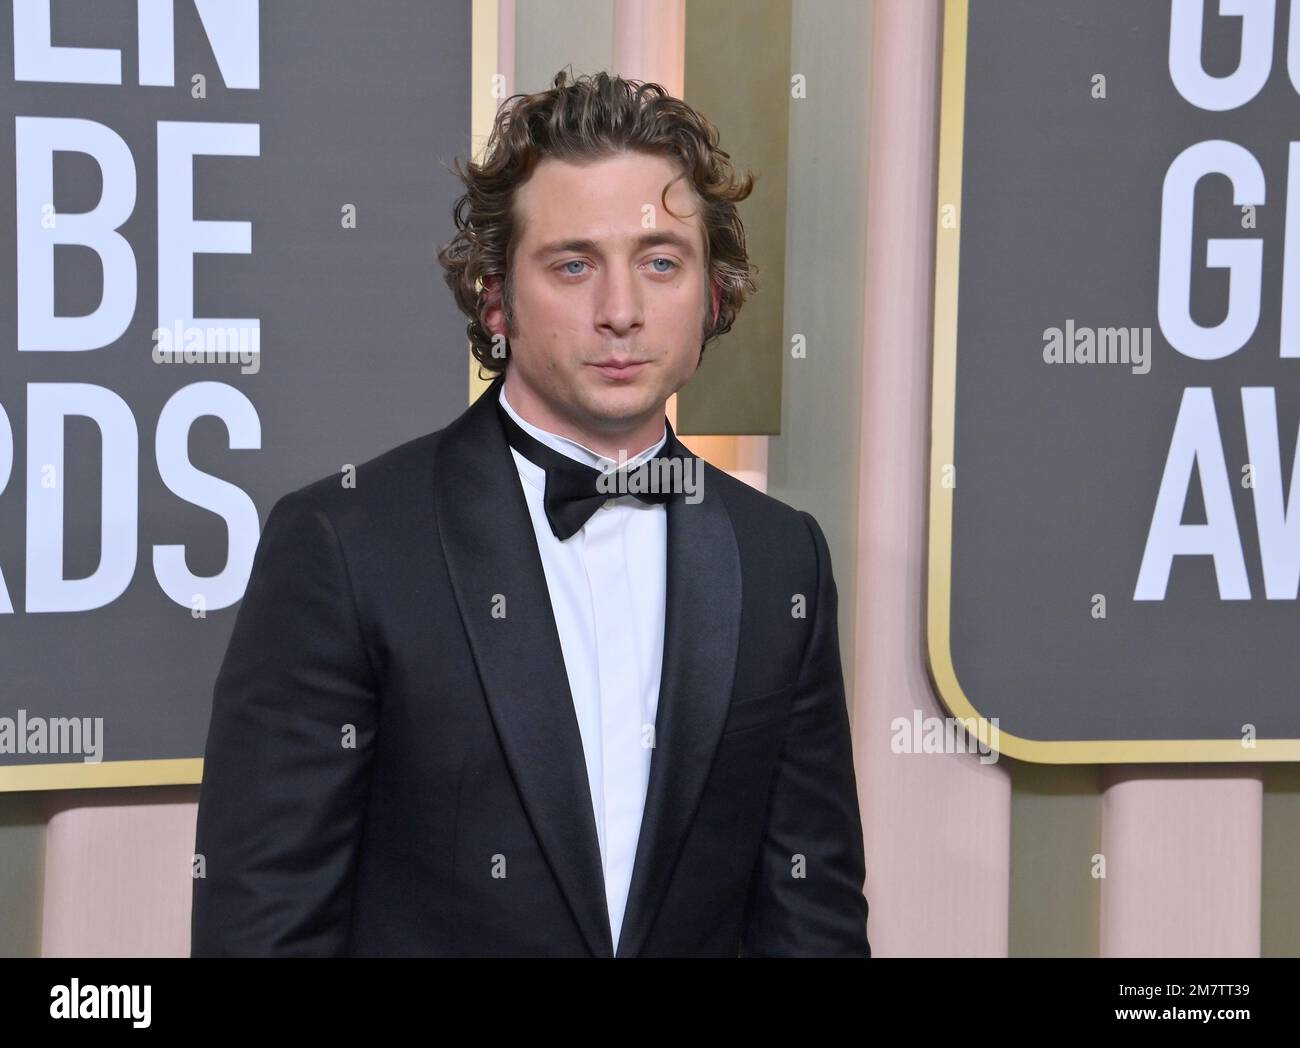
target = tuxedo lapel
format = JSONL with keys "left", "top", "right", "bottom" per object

{"left": 433, "top": 373, "right": 742, "bottom": 959}
{"left": 434, "top": 374, "right": 612, "bottom": 957}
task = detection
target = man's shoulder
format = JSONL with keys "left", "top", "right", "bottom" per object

{"left": 695, "top": 458, "right": 831, "bottom": 585}
{"left": 269, "top": 426, "right": 448, "bottom": 525}
{"left": 698, "top": 458, "right": 816, "bottom": 537}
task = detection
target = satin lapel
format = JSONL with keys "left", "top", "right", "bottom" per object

{"left": 432, "top": 374, "right": 614, "bottom": 958}
{"left": 614, "top": 435, "right": 742, "bottom": 957}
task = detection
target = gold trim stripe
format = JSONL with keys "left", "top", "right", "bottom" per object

{"left": 0, "top": 758, "right": 202, "bottom": 793}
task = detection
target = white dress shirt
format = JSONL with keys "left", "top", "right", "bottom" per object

{"left": 498, "top": 386, "right": 668, "bottom": 955}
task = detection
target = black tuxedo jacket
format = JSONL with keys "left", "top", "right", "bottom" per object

{"left": 191, "top": 373, "right": 869, "bottom": 957}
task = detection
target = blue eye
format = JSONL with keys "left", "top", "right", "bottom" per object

{"left": 561, "top": 260, "right": 588, "bottom": 276}
{"left": 649, "top": 258, "right": 678, "bottom": 273}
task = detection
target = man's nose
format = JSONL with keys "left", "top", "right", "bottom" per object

{"left": 594, "top": 264, "right": 644, "bottom": 334}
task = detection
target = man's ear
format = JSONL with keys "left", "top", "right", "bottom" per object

{"left": 481, "top": 274, "right": 507, "bottom": 337}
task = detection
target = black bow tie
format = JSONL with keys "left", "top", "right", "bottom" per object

{"left": 496, "top": 397, "right": 686, "bottom": 541}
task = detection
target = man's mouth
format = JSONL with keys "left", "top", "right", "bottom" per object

{"left": 589, "top": 359, "right": 648, "bottom": 379}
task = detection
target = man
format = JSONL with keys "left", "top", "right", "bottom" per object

{"left": 191, "top": 69, "right": 869, "bottom": 957}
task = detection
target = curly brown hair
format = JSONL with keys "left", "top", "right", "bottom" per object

{"left": 437, "top": 67, "right": 758, "bottom": 378}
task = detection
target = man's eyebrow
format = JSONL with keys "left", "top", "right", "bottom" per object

{"left": 531, "top": 231, "right": 698, "bottom": 259}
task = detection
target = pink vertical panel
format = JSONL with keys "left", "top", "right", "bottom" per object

{"left": 1101, "top": 768, "right": 1261, "bottom": 956}
{"left": 856, "top": 0, "right": 1011, "bottom": 956}
{"left": 613, "top": 0, "right": 685, "bottom": 92}
{"left": 41, "top": 788, "right": 198, "bottom": 956}
{"left": 498, "top": 0, "right": 515, "bottom": 98}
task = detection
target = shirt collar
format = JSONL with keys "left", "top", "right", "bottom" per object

{"left": 498, "top": 384, "right": 668, "bottom": 493}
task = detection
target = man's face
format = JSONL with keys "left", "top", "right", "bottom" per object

{"left": 486, "top": 150, "right": 719, "bottom": 449}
